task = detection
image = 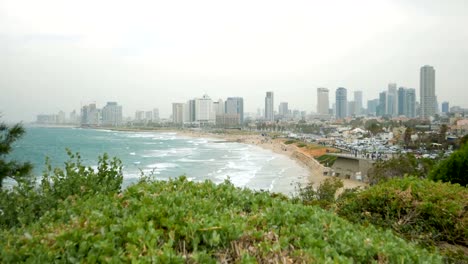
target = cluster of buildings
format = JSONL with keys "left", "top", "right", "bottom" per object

{"left": 36, "top": 65, "right": 467, "bottom": 127}
{"left": 79, "top": 102, "right": 123, "bottom": 126}
{"left": 172, "top": 95, "right": 244, "bottom": 127}
{"left": 134, "top": 109, "right": 160, "bottom": 123}
{"left": 317, "top": 65, "right": 448, "bottom": 120}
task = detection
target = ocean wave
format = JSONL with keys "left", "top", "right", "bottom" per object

{"left": 146, "top": 163, "right": 179, "bottom": 169}
{"left": 178, "top": 158, "right": 215, "bottom": 163}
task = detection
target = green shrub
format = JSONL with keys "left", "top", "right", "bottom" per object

{"left": 429, "top": 145, "right": 468, "bottom": 186}
{"left": 296, "top": 178, "right": 345, "bottom": 209}
{"left": 0, "top": 150, "right": 123, "bottom": 229}
{"left": 337, "top": 177, "right": 468, "bottom": 261}
{"left": 367, "top": 154, "right": 435, "bottom": 185}
{"left": 284, "top": 140, "right": 296, "bottom": 145}
{"left": 0, "top": 177, "right": 441, "bottom": 263}
{"left": 296, "top": 142, "right": 307, "bottom": 148}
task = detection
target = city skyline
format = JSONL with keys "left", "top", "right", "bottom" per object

{"left": 1, "top": 1, "right": 468, "bottom": 122}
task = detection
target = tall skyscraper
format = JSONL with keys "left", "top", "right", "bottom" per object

{"left": 387, "top": 83, "right": 398, "bottom": 117}
{"left": 442, "top": 101, "right": 449, "bottom": 114}
{"left": 406, "top": 89, "right": 416, "bottom": 118}
{"left": 354, "top": 91, "right": 363, "bottom": 115}
{"left": 335, "top": 87, "right": 347, "bottom": 119}
{"left": 213, "top": 99, "right": 225, "bottom": 116}
{"left": 195, "top": 94, "right": 215, "bottom": 124}
{"left": 377, "top": 92, "right": 387, "bottom": 117}
{"left": 265, "top": 91, "right": 274, "bottom": 122}
{"left": 278, "top": 102, "right": 289, "bottom": 116}
{"left": 102, "top": 102, "right": 123, "bottom": 126}
{"left": 420, "top": 65, "right": 436, "bottom": 119}
{"left": 81, "top": 103, "right": 100, "bottom": 126}
{"left": 317, "top": 88, "right": 329, "bottom": 115}
{"left": 367, "top": 99, "right": 379, "bottom": 116}
{"left": 398, "top": 87, "right": 407, "bottom": 116}
{"left": 225, "top": 97, "right": 244, "bottom": 123}
{"left": 172, "top": 103, "right": 185, "bottom": 124}
{"left": 153, "top": 108, "right": 160, "bottom": 122}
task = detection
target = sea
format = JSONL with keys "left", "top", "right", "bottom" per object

{"left": 9, "top": 126, "right": 309, "bottom": 195}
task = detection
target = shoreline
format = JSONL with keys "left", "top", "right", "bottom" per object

{"left": 96, "top": 126, "right": 367, "bottom": 190}
{"left": 173, "top": 130, "right": 367, "bottom": 190}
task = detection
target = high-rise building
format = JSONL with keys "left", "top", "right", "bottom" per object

{"left": 406, "top": 89, "right": 416, "bottom": 118}
{"left": 145, "top": 111, "right": 153, "bottom": 122}
{"left": 377, "top": 92, "right": 387, "bottom": 117}
{"left": 134, "top": 110, "right": 144, "bottom": 122}
{"left": 398, "top": 87, "right": 407, "bottom": 116}
{"left": 172, "top": 103, "right": 185, "bottom": 124}
{"left": 102, "top": 102, "right": 123, "bottom": 126}
{"left": 185, "top": 100, "right": 196, "bottom": 122}
{"left": 367, "top": 99, "right": 379, "bottom": 116}
{"left": 348, "top": 101, "right": 356, "bottom": 117}
{"left": 335, "top": 87, "right": 347, "bottom": 119}
{"left": 153, "top": 108, "right": 160, "bottom": 122}
{"left": 213, "top": 99, "right": 225, "bottom": 115}
{"left": 420, "top": 65, "right": 436, "bottom": 118}
{"left": 442, "top": 102, "right": 449, "bottom": 114}
{"left": 225, "top": 97, "right": 244, "bottom": 123}
{"left": 387, "top": 83, "right": 398, "bottom": 117}
{"left": 354, "top": 91, "right": 363, "bottom": 115}
{"left": 265, "top": 91, "right": 274, "bottom": 122}
{"left": 278, "top": 102, "right": 289, "bottom": 117}
{"left": 317, "top": 88, "right": 329, "bottom": 115}
{"left": 69, "top": 110, "right": 78, "bottom": 124}
{"left": 195, "top": 94, "right": 215, "bottom": 124}
{"left": 81, "top": 103, "right": 100, "bottom": 126}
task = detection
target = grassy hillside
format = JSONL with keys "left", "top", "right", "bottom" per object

{"left": 0, "top": 177, "right": 441, "bottom": 263}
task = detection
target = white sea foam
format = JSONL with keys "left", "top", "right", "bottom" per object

{"left": 178, "top": 158, "right": 215, "bottom": 163}
{"left": 146, "top": 163, "right": 178, "bottom": 169}
{"left": 129, "top": 152, "right": 136, "bottom": 156}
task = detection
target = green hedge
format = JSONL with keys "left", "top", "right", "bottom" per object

{"left": 0, "top": 177, "right": 441, "bottom": 263}
{"left": 337, "top": 177, "right": 467, "bottom": 261}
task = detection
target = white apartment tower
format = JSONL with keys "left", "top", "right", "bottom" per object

{"left": 317, "top": 88, "right": 329, "bottom": 115}
{"left": 420, "top": 65, "right": 436, "bottom": 119}
{"left": 195, "top": 94, "right": 215, "bottom": 124}
{"left": 101, "top": 102, "right": 122, "bottom": 126}
{"left": 172, "top": 103, "right": 185, "bottom": 124}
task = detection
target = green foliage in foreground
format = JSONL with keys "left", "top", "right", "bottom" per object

{"left": 0, "top": 177, "right": 441, "bottom": 263}
{"left": 429, "top": 144, "right": 468, "bottom": 186}
{"left": 0, "top": 150, "right": 123, "bottom": 229}
{"left": 0, "top": 122, "right": 33, "bottom": 187}
{"left": 337, "top": 177, "right": 468, "bottom": 261}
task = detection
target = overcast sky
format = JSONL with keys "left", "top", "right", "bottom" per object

{"left": 1, "top": 0, "right": 467, "bottom": 122}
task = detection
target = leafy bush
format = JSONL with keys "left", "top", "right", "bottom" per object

{"left": 296, "top": 142, "right": 307, "bottom": 148}
{"left": 284, "top": 140, "right": 296, "bottom": 145}
{"left": 296, "top": 178, "right": 345, "bottom": 209}
{"left": 0, "top": 177, "right": 441, "bottom": 263}
{"left": 367, "top": 154, "right": 435, "bottom": 185}
{"left": 429, "top": 145, "right": 468, "bottom": 186}
{"left": 0, "top": 150, "right": 123, "bottom": 229}
{"left": 337, "top": 177, "right": 468, "bottom": 261}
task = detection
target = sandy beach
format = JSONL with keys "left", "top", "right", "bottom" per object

{"left": 98, "top": 126, "right": 366, "bottom": 190}
{"left": 173, "top": 129, "right": 367, "bottom": 190}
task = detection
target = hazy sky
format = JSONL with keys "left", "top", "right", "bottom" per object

{"left": 1, "top": 0, "right": 467, "bottom": 122}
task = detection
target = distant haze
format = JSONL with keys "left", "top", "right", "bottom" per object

{"left": 1, "top": 0, "right": 467, "bottom": 122}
